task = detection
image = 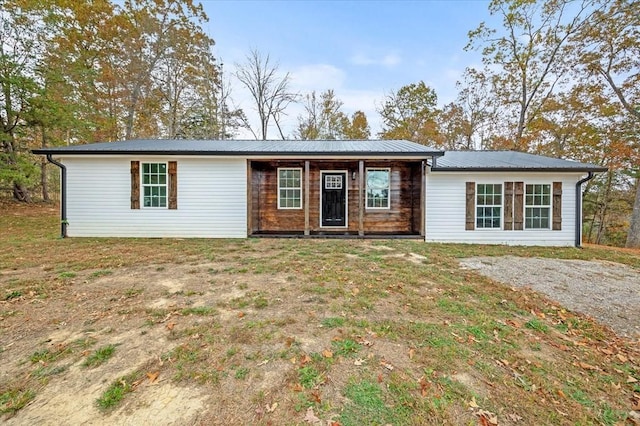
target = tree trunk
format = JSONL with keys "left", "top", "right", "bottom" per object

{"left": 13, "top": 181, "right": 31, "bottom": 202}
{"left": 41, "top": 127, "right": 49, "bottom": 201}
{"left": 626, "top": 177, "right": 640, "bottom": 248}
{"left": 41, "top": 157, "right": 49, "bottom": 202}
{"left": 595, "top": 171, "right": 613, "bottom": 244}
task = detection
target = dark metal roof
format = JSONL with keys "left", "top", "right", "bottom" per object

{"left": 32, "top": 139, "right": 444, "bottom": 157}
{"left": 430, "top": 150, "right": 607, "bottom": 172}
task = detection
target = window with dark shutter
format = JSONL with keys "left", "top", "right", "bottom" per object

{"left": 131, "top": 161, "right": 140, "bottom": 209}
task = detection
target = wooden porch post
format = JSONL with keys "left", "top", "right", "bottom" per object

{"left": 420, "top": 160, "right": 426, "bottom": 237}
{"left": 358, "top": 160, "right": 364, "bottom": 236}
{"left": 304, "top": 160, "right": 310, "bottom": 236}
{"left": 247, "top": 160, "right": 253, "bottom": 236}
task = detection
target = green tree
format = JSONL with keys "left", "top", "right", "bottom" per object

{"left": 0, "top": 0, "right": 47, "bottom": 201}
{"left": 570, "top": 0, "right": 640, "bottom": 247}
{"left": 343, "top": 110, "right": 370, "bottom": 140}
{"left": 378, "top": 81, "right": 439, "bottom": 145}
{"left": 466, "top": 0, "right": 595, "bottom": 150}
{"left": 296, "top": 90, "right": 370, "bottom": 140}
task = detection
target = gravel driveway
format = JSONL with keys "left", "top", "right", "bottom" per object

{"left": 459, "top": 256, "right": 640, "bottom": 338}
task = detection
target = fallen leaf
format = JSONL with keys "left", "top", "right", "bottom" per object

{"left": 627, "top": 376, "right": 638, "bottom": 384}
{"left": 265, "top": 402, "right": 278, "bottom": 413}
{"left": 310, "top": 389, "right": 321, "bottom": 403}
{"left": 476, "top": 409, "right": 498, "bottom": 426}
{"left": 303, "top": 406, "right": 321, "bottom": 424}
{"left": 468, "top": 396, "right": 479, "bottom": 409}
{"left": 290, "top": 357, "right": 297, "bottom": 364}
{"left": 557, "top": 389, "right": 566, "bottom": 399}
{"left": 166, "top": 322, "right": 175, "bottom": 331}
{"left": 322, "top": 349, "right": 333, "bottom": 358}
{"left": 146, "top": 371, "right": 159, "bottom": 383}
{"left": 578, "top": 362, "right": 598, "bottom": 371}
{"left": 301, "top": 354, "right": 312, "bottom": 365}
{"left": 617, "top": 353, "right": 629, "bottom": 363}
{"left": 507, "top": 412, "right": 523, "bottom": 422}
{"left": 418, "top": 377, "right": 429, "bottom": 397}
{"left": 292, "top": 383, "right": 303, "bottom": 392}
{"left": 257, "top": 360, "right": 269, "bottom": 366}
{"left": 237, "top": 312, "right": 245, "bottom": 318}
{"left": 354, "top": 358, "right": 365, "bottom": 366}
{"left": 351, "top": 288, "right": 360, "bottom": 296}
{"left": 600, "top": 347, "right": 614, "bottom": 355}
{"left": 380, "top": 361, "right": 394, "bottom": 371}
{"left": 408, "top": 348, "right": 415, "bottom": 359}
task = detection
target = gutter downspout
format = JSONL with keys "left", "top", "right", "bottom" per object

{"left": 575, "top": 172, "right": 595, "bottom": 248}
{"left": 46, "top": 155, "right": 67, "bottom": 238}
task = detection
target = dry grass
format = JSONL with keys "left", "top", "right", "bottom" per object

{"left": 1, "top": 200, "right": 639, "bottom": 425}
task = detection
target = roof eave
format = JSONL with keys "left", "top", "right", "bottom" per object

{"left": 430, "top": 166, "right": 608, "bottom": 173}
{"left": 31, "top": 149, "right": 444, "bottom": 158}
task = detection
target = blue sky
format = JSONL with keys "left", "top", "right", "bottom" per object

{"left": 200, "top": 0, "right": 495, "bottom": 138}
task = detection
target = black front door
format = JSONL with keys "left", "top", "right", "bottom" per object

{"left": 321, "top": 172, "right": 347, "bottom": 227}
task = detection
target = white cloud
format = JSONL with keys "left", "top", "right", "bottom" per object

{"left": 289, "top": 64, "right": 346, "bottom": 92}
{"left": 350, "top": 52, "right": 401, "bottom": 68}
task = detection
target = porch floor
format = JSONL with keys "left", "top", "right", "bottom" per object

{"left": 250, "top": 231, "right": 423, "bottom": 239}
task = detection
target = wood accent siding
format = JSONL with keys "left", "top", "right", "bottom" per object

{"left": 553, "top": 181, "right": 562, "bottom": 230}
{"left": 465, "top": 182, "right": 475, "bottom": 230}
{"left": 503, "top": 182, "right": 514, "bottom": 231}
{"left": 513, "top": 181, "right": 524, "bottom": 230}
{"left": 168, "top": 161, "right": 177, "bottom": 209}
{"left": 250, "top": 160, "right": 422, "bottom": 235}
{"left": 130, "top": 161, "right": 140, "bottom": 209}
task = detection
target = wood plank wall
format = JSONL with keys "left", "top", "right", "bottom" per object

{"left": 250, "top": 160, "right": 423, "bottom": 235}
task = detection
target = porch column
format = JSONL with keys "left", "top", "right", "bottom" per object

{"left": 420, "top": 160, "right": 426, "bottom": 237}
{"left": 304, "top": 160, "right": 310, "bottom": 236}
{"left": 247, "top": 160, "right": 253, "bottom": 236}
{"left": 358, "top": 160, "right": 364, "bottom": 236}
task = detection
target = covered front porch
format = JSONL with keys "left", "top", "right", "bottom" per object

{"left": 247, "top": 159, "right": 425, "bottom": 238}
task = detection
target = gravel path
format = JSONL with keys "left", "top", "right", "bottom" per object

{"left": 459, "top": 256, "right": 640, "bottom": 338}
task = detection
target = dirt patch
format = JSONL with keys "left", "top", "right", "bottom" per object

{"left": 460, "top": 256, "right": 640, "bottom": 338}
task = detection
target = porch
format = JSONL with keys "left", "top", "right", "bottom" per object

{"left": 247, "top": 160, "right": 425, "bottom": 237}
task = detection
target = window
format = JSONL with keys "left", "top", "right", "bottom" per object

{"left": 366, "top": 168, "right": 390, "bottom": 209}
{"left": 324, "top": 175, "right": 343, "bottom": 189}
{"left": 476, "top": 184, "right": 502, "bottom": 228}
{"left": 142, "top": 163, "right": 167, "bottom": 207}
{"left": 278, "top": 168, "right": 302, "bottom": 209}
{"left": 525, "top": 184, "right": 551, "bottom": 229}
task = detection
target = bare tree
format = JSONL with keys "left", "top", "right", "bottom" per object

{"left": 235, "top": 49, "right": 296, "bottom": 140}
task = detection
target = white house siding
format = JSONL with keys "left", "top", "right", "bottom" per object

{"left": 62, "top": 156, "right": 247, "bottom": 238}
{"left": 425, "top": 171, "right": 585, "bottom": 246}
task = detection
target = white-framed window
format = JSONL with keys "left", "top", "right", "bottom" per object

{"left": 366, "top": 168, "right": 390, "bottom": 209}
{"left": 278, "top": 168, "right": 302, "bottom": 209}
{"left": 142, "top": 162, "right": 167, "bottom": 208}
{"left": 525, "top": 184, "right": 551, "bottom": 229}
{"left": 324, "top": 174, "right": 343, "bottom": 189}
{"left": 476, "top": 184, "right": 502, "bottom": 229}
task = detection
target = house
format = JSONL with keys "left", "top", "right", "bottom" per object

{"left": 33, "top": 139, "right": 606, "bottom": 246}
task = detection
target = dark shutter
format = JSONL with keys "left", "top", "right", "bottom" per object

{"left": 131, "top": 161, "right": 140, "bottom": 209}
{"left": 504, "top": 182, "right": 514, "bottom": 231}
{"left": 514, "top": 181, "right": 524, "bottom": 230}
{"left": 465, "top": 182, "right": 475, "bottom": 230}
{"left": 552, "top": 181, "right": 562, "bottom": 230}
{"left": 168, "top": 161, "right": 177, "bottom": 210}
